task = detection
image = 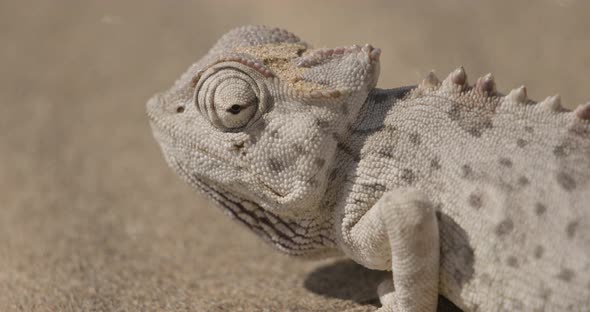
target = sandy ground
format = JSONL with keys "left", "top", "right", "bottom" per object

{"left": 0, "top": 1, "right": 588, "bottom": 311}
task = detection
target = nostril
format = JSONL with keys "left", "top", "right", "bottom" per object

{"left": 176, "top": 106, "right": 185, "bottom": 113}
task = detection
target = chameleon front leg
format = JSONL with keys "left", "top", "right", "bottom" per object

{"left": 350, "top": 189, "right": 440, "bottom": 311}
{"left": 377, "top": 189, "right": 440, "bottom": 311}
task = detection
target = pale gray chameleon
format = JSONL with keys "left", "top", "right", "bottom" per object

{"left": 147, "top": 26, "right": 590, "bottom": 311}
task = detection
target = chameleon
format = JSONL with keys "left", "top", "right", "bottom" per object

{"left": 146, "top": 25, "right": 590, "bottom": 311}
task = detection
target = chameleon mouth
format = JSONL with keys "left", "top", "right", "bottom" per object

{"left": 171, "top": 159, "right": 335, "bottom": 255}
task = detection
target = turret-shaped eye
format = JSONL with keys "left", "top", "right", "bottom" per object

{"left": 195, "top": 62, "right": 269, "bottom": 131}
{"left": 213, "top": 78, "right": 258, "bottom": 128}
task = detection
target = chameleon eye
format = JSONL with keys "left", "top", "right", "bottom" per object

{"left": 213, "top": 77, "right": 258, "bottom": 128}
{"left": 194, "top": 62, "right": 269, "bottom": 131}
{"left": 228, "top": 104, "right": 242, "bottom": 114}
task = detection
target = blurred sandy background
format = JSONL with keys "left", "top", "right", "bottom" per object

{"left": 0, "top": 1, "right": 588, "bottom": 311}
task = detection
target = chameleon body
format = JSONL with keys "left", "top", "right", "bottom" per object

{"left": 147, "top": 26, "right": 590, "bottom": 311}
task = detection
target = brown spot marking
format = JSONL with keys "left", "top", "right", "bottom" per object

{"left": 315, "top": 119, "right": 331, "bottom": 130}
{"left": 409, "top": 132, "right": 421, "bottom": 146}
{"left": 495, "top": 219, "right": 514, "bottom": 236}
{"left": 401, "top": 169, "right": 416, "bottom": 185}
{"left": 447, "top": 102, "right": 496, "bottom": 138}
{"left": 518, "top": 176, "right": 530, "bottom": 186}
{"left": 468, "top": 193, "right": 483, "bottom": 209}
{"left": 437, "top": 211, "right": 475, "bottom": 287}
{"left": 467, "top": 118, "right": 493, "bottom": 138}
{"left": 556, "top": 268, "right": 575, "bottom": 282}
{"left": 506, "top": 256, "right": 519, "bottom": 268}
{"left": 535, "top": 203, "right": 547, "bottom": 216}
{"left": 553, "top": 143, "right": 569, "bottom": 158}
{"left": 525, "top": 126, "right": 534, "bottom": 134}
{"left": 556, "top": 171, "right": 577, "bottom": 191}
{"left": 268, "top": 157, "right": 285, "bottom": 172}
{"left": 448, "top": 104, "right": 461, "bottom": 121}
{"left": 516, "top": 138, "right": 528, "bottom": 148}
{"left": 314, "top": 157, "right": 326, "bottom": 169}
{"left": 377, "top": 148, "right": 393, "bottom": 158}
{"left": 461, "top": 164, "right": 473, "bottom": 178}
{"left": 430, "top": 157, "right": 441, "bottom": 171}
{"left": 499, "top": 157, "right": 513, "bottom": 168}
{"left": 533, "top": 245, "right": 544, "bottom": 259}
{"left": 467, "top": 127, "right": 482, "bottom": 137}
{"left": 232, "top": 141, "right": 245, "bottom": 151}
{"left": 362, "top": 183, "right": 386, "bottom": 193}
{"left": 566, "top": 221, "right": 579, "bottom": 239}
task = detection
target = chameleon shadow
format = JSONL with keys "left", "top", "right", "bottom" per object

{"left": 303, "top": 259, "right": 387, "bottom": 306}
{"left": 304, "top": 260, "right": 464, "bottom": 311}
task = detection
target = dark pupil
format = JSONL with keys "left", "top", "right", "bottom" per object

{"left": 228, "top": 104, "right": 242, "bottom": 115}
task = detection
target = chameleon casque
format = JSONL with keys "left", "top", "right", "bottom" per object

{"left": 147, "top": 26, "right": 590, "bottom": 311}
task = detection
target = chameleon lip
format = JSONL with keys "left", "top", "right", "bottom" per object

{"left": 175, "top": 161, "right": 336, "bottom": 256}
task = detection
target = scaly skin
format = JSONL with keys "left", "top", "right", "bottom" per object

{"left": 147, "top": 26, "right": 590, "bottom": 311}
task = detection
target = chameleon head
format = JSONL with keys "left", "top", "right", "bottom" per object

{"left": 147, "top": 26, "right": 380, "bottom": 218}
